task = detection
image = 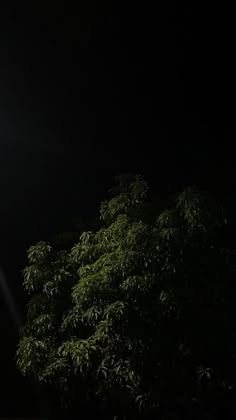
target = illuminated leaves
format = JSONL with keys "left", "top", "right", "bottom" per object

{"left": 27, "top": 241, "right": 53, "bottom": 265}
{"left": 22, "top": 265, "right": 50, "bottom": 293}
{"left": 100, "top": 175, "right": 148, "bottom": 223}
{"left": 103, "top": 301, "right": 127, "bottom": 321}
{"left": 58, "top": 338, "right": 98, "bottom": 375}
{"left": 31, "top": 313, "right": 55, "bottom": 336}
{"left": 16, "top": 336, "right": 48, "bottom": 376}
{"left": 16, "top": 175, "right": 235, "bottom": 418}
{"left": 120, "top": 275, "right": 152, "bottom": 299}
{"left": 197, "top": 366, "right": 214, "bottom": 382}
{"left": 38, "top": 357, "right": 71, "bottom": 385}
{"left": 82, "top": 305, "right": 104, "bottom": 326}
{"left": 70, "top": 231, "right": 95, "bottom": 265}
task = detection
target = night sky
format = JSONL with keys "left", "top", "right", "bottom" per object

{"left": 0, "top": 1, "right": 235, "bottom": 416}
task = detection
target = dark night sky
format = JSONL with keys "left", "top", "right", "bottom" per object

{"left": 0, "top": 1, "right": 235, "bottom": 416}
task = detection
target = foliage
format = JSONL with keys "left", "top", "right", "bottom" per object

{"left": 16, "top": 174, "right": 236, "bottom": 419}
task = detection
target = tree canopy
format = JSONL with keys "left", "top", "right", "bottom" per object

{"left": 16, "top": 175, "right": 236, "bottom": 419}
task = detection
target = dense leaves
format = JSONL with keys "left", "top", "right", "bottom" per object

{"left": 16, "top": 175, "right": 236, "bottom": 419}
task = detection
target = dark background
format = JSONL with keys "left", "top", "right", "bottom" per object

{"left": 0, "top": 1, "right": 235, "bottom": 416}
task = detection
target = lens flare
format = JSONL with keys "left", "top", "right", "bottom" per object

{"left": 0, "top": 268, "right": 21, "bottom": 330}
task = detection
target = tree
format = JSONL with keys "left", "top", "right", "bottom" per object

{"left": 16, "top": 175, "right": 236, "bottom": 419}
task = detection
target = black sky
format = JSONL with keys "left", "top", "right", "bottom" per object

{"left": 0, "top": 1, "right": 235, "bottom": 415}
